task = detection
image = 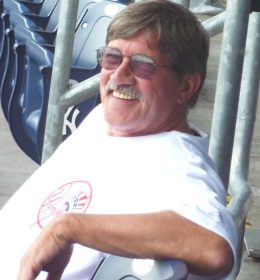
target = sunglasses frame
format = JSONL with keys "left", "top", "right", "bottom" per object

{"left": 96, "top": 47, "right": 171, "bottom": 79}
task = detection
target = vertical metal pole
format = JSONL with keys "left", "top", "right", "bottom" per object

{"left": 41, "top": 0, "right": 79, "bottom": 163}
{"left": 208, "top": 0, "right": 251, "bottom": 188}
{"left": 227, "top": 13, "right": 260, "bottom": 277}
{"left": 230, "top": 12, "right": 260, "bottom": 182}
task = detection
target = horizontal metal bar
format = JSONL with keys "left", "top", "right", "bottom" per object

{"left": 202, "top": 11, "right": 225, "bottom": 37}
{"left": 60, "top": 74, "right": 100, "bottom": 109}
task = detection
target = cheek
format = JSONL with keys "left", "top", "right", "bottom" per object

{"left": 100, "top": 70, "right": 110, "bottom": 94}
{"left": 142, "top": 79, "right": 166, "bottom": 102}
{"left": 147, "top": 79, "right": 179, "bottom": 110}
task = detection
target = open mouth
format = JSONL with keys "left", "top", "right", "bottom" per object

{"left": 105, "top": 82, "right": 143, "bottom": 101}
{"left": 112, "top": 90, "right": 138, "bottom": 100}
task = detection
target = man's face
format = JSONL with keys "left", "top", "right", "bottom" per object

{"left": 100, "top": 32, "right": 188, "bottom": 137}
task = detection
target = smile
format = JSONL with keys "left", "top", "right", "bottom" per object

{"left": 112, "top": 90, "right": 139, "bottom": 100}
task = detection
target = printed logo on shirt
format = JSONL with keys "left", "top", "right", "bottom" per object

{"left": 30, "top": 180, "right": 92, "bottom": 229}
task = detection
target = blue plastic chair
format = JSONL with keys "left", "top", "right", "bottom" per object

{"left": 0, "top": 0, "right": 97, "bottom": 120}
{"left": 0, "top": 0, "right": 59, "bottom": 102}
{"left": 0, "top": 0, "right": 3, "bottom": 27}
{"left": 7, "top": 0, "right": 60, "bottom": 30}
{"left": 0, "top": 0, "right": 2, "bottom": 46}
{"left": 0, "top": 10, "right": 9, "bottom": 58}
{"left": 8, "top": 0, "right": 126, "bottom": 163}
{"left": 0, "top": 27, "right": 15, "bottom": 118}
{"left": 0, "top": 11, "right": 9, "bottom": 73}
{"left": 0, "top": 0, "right": 58, "bottom": 57}
{"left": 91, "top": 255, "right": 188, "bottom": 280}
{"left": 3, "top": 0, "right": 47, "bottom": 14}
{"left": 0, "top": 0, "right": 59, "bottom": 59}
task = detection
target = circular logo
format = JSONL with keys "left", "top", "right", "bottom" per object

{"left": 31, "top": 181, "right": 92, "bottom": 229}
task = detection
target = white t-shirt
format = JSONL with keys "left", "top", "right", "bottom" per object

{"left": 0, "top": 104, "right": 237, "bottom": 279}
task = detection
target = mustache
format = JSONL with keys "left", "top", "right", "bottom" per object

{"left": 104, "top": 81, "right": 144, "bottom": 101}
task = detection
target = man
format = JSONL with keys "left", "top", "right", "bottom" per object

{"left": 1, "top": 0, "right": 236, "bottom": 279}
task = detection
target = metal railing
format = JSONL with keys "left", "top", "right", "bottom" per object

{"left": 207, "top": 0, "right": 259, "bottom": 276}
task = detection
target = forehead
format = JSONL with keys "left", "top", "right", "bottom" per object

{"left": 107, "top": 31, "right": 168, "bottom": 62}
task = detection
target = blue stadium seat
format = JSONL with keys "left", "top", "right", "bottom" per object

{"left": 3, "top": 0, "right": 48, "bottom": 15}
{"left": 0, "top": 0, "right": 3, "bottom": 76}
{"left": 0, "top": 0, "right": 97, "bottom": 120}
{"left": 0, "top": 0, "right": 59, "bottom": 102}
{"left": 0, "top": 0, "right": 59, "bottom": 60}
{"left": 0, "top": 27, "right": 15, "bottom": 119}
{"left": 92, "top": 255, "right": 188, "bottom": 280}
{"left": 7, "top": 0, "right": 60, "bottom": 30}
{"left": 7, "top": 0, "right": 126, "bottom": 163}
{"left": 0, "top": 0, "right": 2, "bottom": 24}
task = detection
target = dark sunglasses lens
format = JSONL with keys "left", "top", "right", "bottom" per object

{"left": 131, "top": 59, "right": 156, "bottom": 79}
{"left": 99, "top": 49, "right": 122, "bottom": 70}
{"left": 97, "top": 48, "right": 157, "bottom": 79}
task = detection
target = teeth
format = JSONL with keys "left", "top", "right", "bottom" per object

{"left": 113, "top": 91, "right": 136, "bottom": 100}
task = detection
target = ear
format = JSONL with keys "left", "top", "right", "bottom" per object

{"left": 177, "top": 73, "right": 202, "bottom": 105}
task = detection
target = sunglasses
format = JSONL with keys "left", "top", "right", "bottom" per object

{"left": 97, "top": 47, "right": 171, "bottom": 79}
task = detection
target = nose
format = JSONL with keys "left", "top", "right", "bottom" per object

{"left": 110, "top": 57, "right": 136, "bottom": 85}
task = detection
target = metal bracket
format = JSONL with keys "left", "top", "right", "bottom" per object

{"left": 190, "top": 0, "right": 225, "bottom": 15}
